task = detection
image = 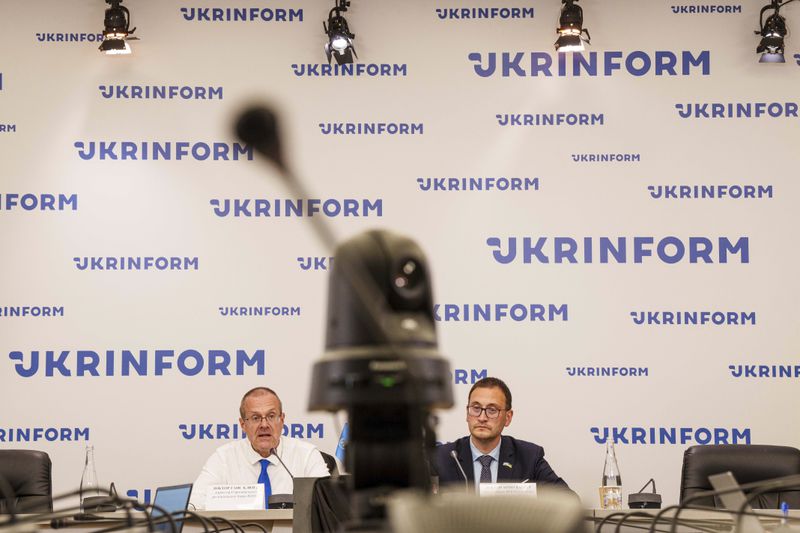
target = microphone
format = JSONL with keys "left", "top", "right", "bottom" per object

{"left": 234, "top": 106, "right": 337, "bottom": 251}
{"left": 449, "top": 450, "right": 469, "bottom": 493}
{"left": 234, "top": 106, "right": 285, "bottom": 171}
{"left": 267, "top": 448, "right": 295, "bottom": 510}
{"left": 268, "top": 448, "right": 294, "bottom": 480}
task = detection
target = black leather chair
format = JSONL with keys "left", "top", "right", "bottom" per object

{"left": 680, "top": 444, "right": 800, "bottom": 508}
{"left": 0, "top": 449, "right": 53, "bottom": 513}
{"left": 320, "top": 451, "right": 339, "bottom": 476}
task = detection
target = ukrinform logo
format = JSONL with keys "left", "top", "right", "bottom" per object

{"left": 434, "top": 303, "right": 567, "bottom": 322}
{"left": 572, "top": 153, "right": 640, "bottom": 162}
{"left": 676, "top": 102, "right": 798, "bottom": 119}
{"left": 631, "top": 311, "right": 755, "bottom": 325}
{"left": 99, "top": 85, "right": 223, "bottom": 100}
{"left": 0, "top": 427, "right": 90, "bottom": 442}
{"left": 180, "top": 7, "right": 302, "bottom": 22}
{"left": 567, "top": 367, "right": 648, "bottom": 377}
{"left": 591, "top": 426, "right": 751, "bottom": 445}
{"left": 496, "top": 113, "right": 603, "bottom": 126}
{"left": 417, "top": 177, "right": 539, "bottom": 192}
{"left": 8, "top": 349, "right": 266, "bottom": 377}
{"left": 74, "top": 141, "right": 252, "bottom": 161}
{"left": 36, "top": 33, "right": 103, "bottom": 43}
{"left": 0, "top": 194, "right": 77, "bottom": 211}
{"left": 0, "top": 306, "right": 64, "bottom": 318}
{"left": 487, "top": 236, "right": 749, "bottom": 264}
{"left": 453, "top": 369, "right": 488, "bottom": 384}
{"left": 218, "top": 306, "right": 301, "bottom": 317}
{"left": 671, "top": 5, "right": 743, "bottom": 13}
{"left": 319, "top": 122, "right": 423, "bottom": 135}
{"left": 73, "top": 257, "right": 198, "bottom": 271}
{"left": 648, "top": 184, "right": 773, "bottom": 199}
{"left": 729, "top": 365, "right": 800, "bottom": 378}
{"left": 436, "top": 7, "right": 534, "bottom": 19}
{"left": 292, "top": 64, "right": 407, "bottom": 77}
{"left": 298, "top": 257, "right": 334, "bottom": 271}
{"left": 211, "top": 198, "right": 382, "bottom": 218}
{"left": 469, "top": 50, "right": 710, "bottom": 77}
{"left": 179, "top": 423, "right": 324, "bottom": 440}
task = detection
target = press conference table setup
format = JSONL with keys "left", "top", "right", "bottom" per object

{"left": 193, "top": 510, "right": 292, "bottom": 532}
{"left": 32, "top": 507, "right": 800, "bottom": 533}
{"left": 31, "top": 510, "right": 293, "bottom": 533}
{"left": 592, "top": 508, "right": 800, "bottom": 532}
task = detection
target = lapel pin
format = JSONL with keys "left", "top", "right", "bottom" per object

{"left": 503, "top": 462, "right": 513, "bottom": 469}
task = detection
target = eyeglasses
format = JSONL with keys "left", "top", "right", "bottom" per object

{"left": 467, "top": 405, "right": 506, "bottom": 419}
{"left": 244, "top": 413, "right": 281, "bottom": 425}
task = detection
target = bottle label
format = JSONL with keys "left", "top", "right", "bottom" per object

{"left": 599, "top": 486, "right": 623, "bottom": 510}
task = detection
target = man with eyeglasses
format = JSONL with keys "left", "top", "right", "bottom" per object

{"left": 434, "top": 377, "right": 571, "bottom": 493}
{"left": 189, "top": 386, "right": 330, "bottom": 509}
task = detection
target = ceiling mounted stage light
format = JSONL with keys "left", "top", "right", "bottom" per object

{"left": 755, "top": 0, "right": 791, "bottom": 63}
{"left": 99, "top": 0, "right": 138, "bottom": 55}
{"left": 555, "top": 0, "right": 590, "bottom": 52}
{"left": 324, "top": 0, "right": 357, "bottom": 65}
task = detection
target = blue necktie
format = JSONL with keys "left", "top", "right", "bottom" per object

{"left": 258, "top": 459, "right": 272, "bottom": 508}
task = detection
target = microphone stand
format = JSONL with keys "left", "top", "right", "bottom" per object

{"left": 268, "top": 448, "right": 295, "bottom": 480}
{"left": 449, "top": 451, "right": 469, "bottom": 493}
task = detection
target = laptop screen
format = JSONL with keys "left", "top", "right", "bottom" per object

{"left": 151, "top": 484, "right": 193, "bottom": 533}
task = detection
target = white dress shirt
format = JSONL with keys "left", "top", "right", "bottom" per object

{"left": 189, "top": 437, "right": 330, "bottom": 510}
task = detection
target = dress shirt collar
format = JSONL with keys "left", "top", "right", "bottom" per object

{"left": 469, "top": 438, "right": 501, "bottom": 464}
{"left": 244, "top": 437, "right": 283, "bottom": 466}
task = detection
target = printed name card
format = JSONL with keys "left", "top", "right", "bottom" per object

{"left": 206, "top": 484, "right": 265, "bottom": 510}
{"left": 479, "top": 482, "right": 537, "bottom": 497}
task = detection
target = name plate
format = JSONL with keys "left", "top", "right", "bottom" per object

{"left": 206, "top": 484, "right": 265, "bottom": 510}
{"left": 479, "top": 482, "right": 537, "bottom": 497}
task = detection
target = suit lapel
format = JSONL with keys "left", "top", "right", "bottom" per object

{"left": 497, "top": 436, "right": 517, "bottom": 481}
{"left": 456, "top": 437, "right": 474, "bottom": 487}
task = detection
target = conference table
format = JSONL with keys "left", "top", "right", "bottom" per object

{"left": 27, "top": 510, "right": 293, "bottom": 533}
{"left": 26, "top": 507, "right": 800, "bottom": 533}
{"left": 191, "top": 510, "right": 292, "bottom": 533}
{"left": 592, "top": 508, "right": 800, "bottom": 532}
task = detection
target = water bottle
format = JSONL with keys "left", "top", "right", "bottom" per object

{"left": 600, "top": 441, "right": 623, "bottom": 510}
{"left": 79, "top": 445, "right": 100, "bottom": 512}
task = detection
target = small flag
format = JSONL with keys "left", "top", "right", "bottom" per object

{"left": 335, "top": 423, "right": 349, "bottom": 463}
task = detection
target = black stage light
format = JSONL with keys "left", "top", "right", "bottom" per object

{"left": 555, "top": 0, "right": 591, "bottom": 52}
{"left": 756, "top": 1, "right": 788, "bottom": 63}
{"left": 324, "top": 0, "right": 357, "bottom": 65}
{"left": 99, "top": 0, "right": 137, "bottom": 55}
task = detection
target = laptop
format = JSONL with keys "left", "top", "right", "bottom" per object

{"left": 708, "top": 472, "right": 765, "bottom": 533}
{"left": 151, "top": 484, "right": 194, "bottom": 533}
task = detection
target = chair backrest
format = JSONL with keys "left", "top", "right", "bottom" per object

{"left": 0, "top": 449, "right": 53, "bottom": 513}
{"left": 680, "top": 444, "right": 800, "bottom": 508}
{"left": 320, "top": 451, "right": 339, "bottom": 476}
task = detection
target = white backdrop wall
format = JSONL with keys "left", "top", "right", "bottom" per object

{"left": 1, "top": 0, "right": 799, "bottom": 508}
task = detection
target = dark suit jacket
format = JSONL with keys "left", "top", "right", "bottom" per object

{"left": 434, "top": 435, "right": 572, "bottom": 492}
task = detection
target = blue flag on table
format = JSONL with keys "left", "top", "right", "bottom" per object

{"left": 335, "top": 423, "right": 349, "bottom": 463}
